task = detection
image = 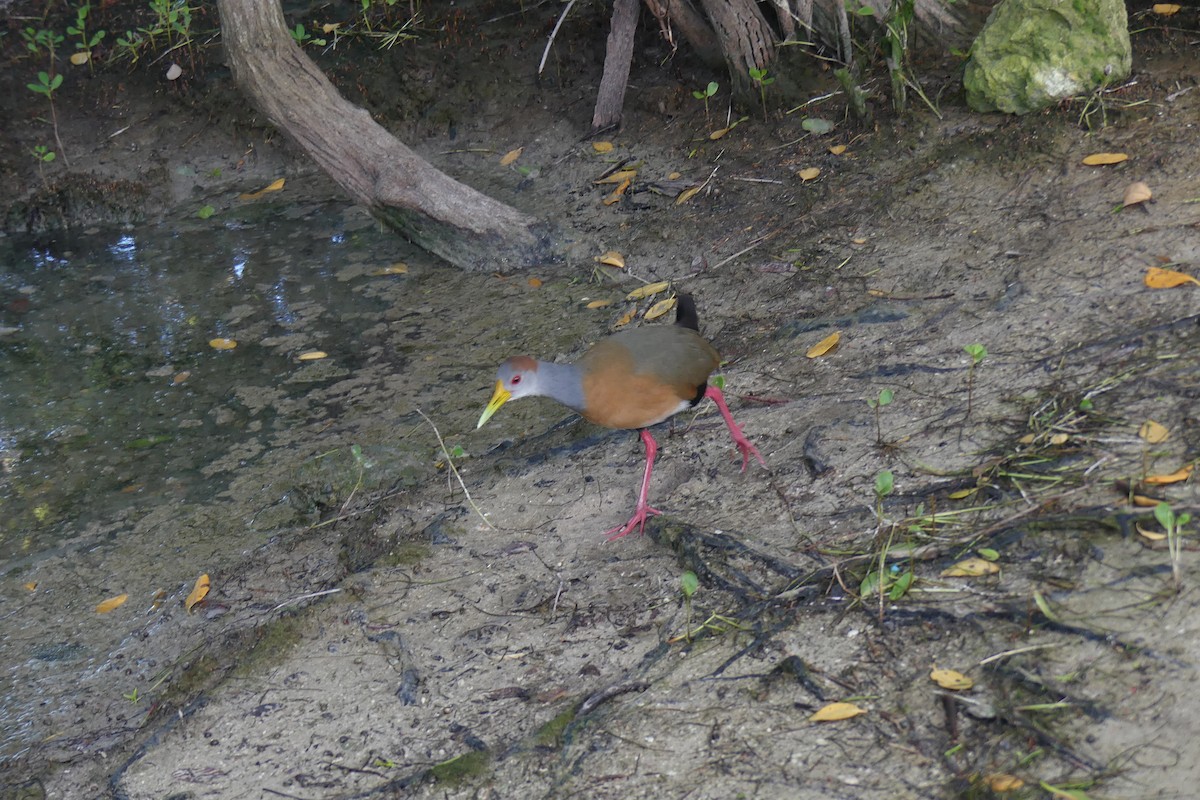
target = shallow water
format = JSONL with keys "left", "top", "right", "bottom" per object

{"left": 0, "top": 207, "right": 394, "bottom": 564}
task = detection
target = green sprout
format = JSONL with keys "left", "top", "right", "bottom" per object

{"left": 748, "top": 67, "right": 775, "bottom": 117}
{"left": 1154, "top": 502, "right": 1192, "bottom": 589}
{"left": 867, "top": 388, "right": 894, "bottom": 445}
{"left": 692, "top": 80, "right": 718, "bottom": 121}
{"left": 963, "top": 343, "right": 987, "bottom": 419}
{"left": 67, "top": 4, "right": 106, "bottom": 71}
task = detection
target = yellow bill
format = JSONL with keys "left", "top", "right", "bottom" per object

{"left": 477, "top": 380, "right": 511, "bottom": 428}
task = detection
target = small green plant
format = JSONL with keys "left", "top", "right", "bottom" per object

{"left": 30, "top": 144, "right": 56, "bottom": 187}
{"left": 867, "top": 388, "right": 894, "bottom": 445}
{"left": 197, "top": 204, "right": 215, "bottom": 219}
{"left": 146, "top": 0, "right": 194, "bottom": 50}
{"left": 114, "top": 30, "right": 146, "bottom": 64}
{"left": 748, "top": 67, "right": 775, "bottom": 117}
{"left": 1154, "top": 502, "right": 1191, "bottom": 589}
{"left": 963, "top": 343, "right": 987, "bottom": 419}
{"left": 25, "top": 65, "right": 68, "bottom": 165}
{"left": 692, "top": 80, "right": 718, "bottom": 121}
{"left": 289, "top": 23, "right": 327, "bottom": 47}
{"left": 124, "top": 687, "right": 140, "bottom": 703}
{"left": 67, "top": 4, "right": 106, "bottom": 70}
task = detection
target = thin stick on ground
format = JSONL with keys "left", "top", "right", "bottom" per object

{"left": 416, "top": 407, "right": 495, "bottom": 530}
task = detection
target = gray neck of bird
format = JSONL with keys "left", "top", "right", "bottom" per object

{"left": 537, "top": 360, "right": 586, "bottom": 414}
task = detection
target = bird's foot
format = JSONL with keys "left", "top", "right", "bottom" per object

{"left": 605, "top": 504, "right": 662, "bottom": 541}
{"left": 704, "top": 386, "right": 767, "bottom": 472}
{"left": 732, "top": 434, "right": 767, "bottom": 473}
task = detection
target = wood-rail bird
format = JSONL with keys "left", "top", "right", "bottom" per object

{"left": 476, "top": 293, "right": 765, "bottom": 540}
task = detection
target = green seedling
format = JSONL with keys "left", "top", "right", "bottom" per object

{"left": 1154, "top": 502, "right": 1191, "bottom": 589}
{"left": 680, "top": 570, "right": 699, "bottom": 641}
{"left": 692, "top": 80, "right": 718, "bottom": 121}
{"left": 25, "top": 65, "right": 69, "bottom": 165}
{"left": 67, "top": 4, "right": 106, "bottom": 70}
{"left": 867, "top": 388, "right": 894, "bottom": 445}
{"left": 30, "top": 144, "right": 55, "bottom": 187}
{"left": 748, "top": 67, "right": 775, "bottom": 117}
{"left": 289, "top": 23, "right": 327, "bottom": 47}
{"left": 197, "top": 204, "right": 215, "bottom": 219}
{"left": 962, "top": 343, "right": 987, "bottom": 419}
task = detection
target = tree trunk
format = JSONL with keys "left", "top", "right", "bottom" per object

{"left": 696, "top": 0, "right": 776, "bottom": 109}
{"left": 216, "top": 0, "right": 557, "bottom": 272}
{"left": 592, "top": 0, "right": 641, "bottom": 131}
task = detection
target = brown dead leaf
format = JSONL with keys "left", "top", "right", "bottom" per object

{"left": 499, "top": 147, "right": 523, "bottom": 166}
{"left": 805, "top": 331, "right": 840, "bottom": 358}
{"left": 238, "top": 178, "right": 286, "bottom": 200}
{"left": 644, "top": 297, "right": 676, "bottom": 320}
{"left": 96, "top": 593, "right": 129, "bottom": 614}
{"left": 1122, "top": 181, "right": 1152, "bottom": 207}
{"left": 1139, "top": 420, "right": 1169, "bottom": 444}
{"left": 1145, "top": 266, "right": 1200, "bottom": 288}
{"left": 185, "top": 573, "right": 211, "bottom": 612}
{"left": 602, "top": 177, "right": 632, "bottom": 205}
{"left": 1081, "top": 152, "right": 1128, "bottom": 166}
{"left": 1144, "top": 463, "right": 1194, "bottom": 484}
{"left": 626, "top": 281, "right": 670, "bottom": 301}
{"left": 797, "top": 167, "right": 821, "bottom": 181}
{"left": 614, "top": 308, "right": 637, "bottom": 327}
{"left": 809, "top": 702, "right": 867, "bottom": 722}
{"left": 594, "top": 169, "right": 637, "bottom": 185}
{"left": 985, "top": 774, "right": 1025, "bottom": 792}
{"left": 941, "top": 558, "right": 1000, "bottom": 577}
{"left": 527, "top": 277, "right": 543, "bottom": 288}
{"left": 595, "top": 251, "right": 625, "bottom": 268}
{"left": 172, "top": 371, "right": 191, "bottom": 385}
{"left": 930, "top": 667, "right": 974, "bottom": 690}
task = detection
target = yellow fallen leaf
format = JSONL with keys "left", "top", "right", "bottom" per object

{"left": 595, "top": 251, "right": 625, "bottom": 268}
{"left": 851, "top": 237, "right": 867, "bottom": 245}
{"left": 24, "top": 581, "right": 38, "bottom": 592}
{"left": 985, "top": 773, "right": 1025, "bottom": 792}
{"left": 1049, "top": 433, "right": 1069, "bottom": 445}
{"left": 1152, "top": 3, "right": 1181, "bottom": 14}
{"left": 321, "top": 22, "right": 341, "bottom": 33}
{"left": 96, "top": 593, "right": 129, "bottom": 614}
{"left": 675, "top": 186, "right": 701, "bottom": 205}
{"left": 797, "top": 167, "right": 821, "bottom": 181}
{"left": 1081, "top": 152, "right": 1128, "bottom": 166}
{"left": 1018, "top": 433, "right": 1036, "bottom": 444}
{"left": 809, "top": 702, "right": 867, "bottom": 722}
{"left": 602, "top": 177, "right": 632, "bottom": 205}
{"left": 592, "top": 141, "right": 614, "bottom": 153}
{"left": 626, "top": 281, "right": 670, "bottom": 301}
{"left": 298, "top": 351, "right": 327, "bottom": 361}
{"left": 209, "top": 338, "right": 237, "bottom": 351}
{"left": 829, "top": 145, "right": 847, "bottom": 155}
{"left": 585, "top": 299, "right": 612, "bottom": 309}
{"left": 644, "top": 297, "right": 676, "bottom": 320}
{"left": 1136, "top": 522, "right": 1167, "bottom": 541}
{"left": 70, "top": 51, "right": 90, "bottom": 66}
{"left": 667, "top": 171, "right": 682, "bottom": 180}
{"left": 709, "top": 126, "right": 731, "bottom": 140}
{"left": 947, "top": 487, "right": 978, "bottom": 500}
{"left": 941, "top": 558, "right": 1001, "bottom": 577}
{"left": 528, "top": 277, "right": 543, "bottom": 288}
{"left": 930, "top": 667, "right": 974, "bottom": 690}
{"left": 594, "top": 169, "right": 637, "bottom": 185}
{"left": 1139, "top": 420, "right": 1169, "bottom": 444}
{"left": 614, "top": 308, "right": 637, "bottom": 327}
{"left": 238, "top": 178, "right": 286, "bottom": 200}
{"left": 1122, "top": 181, "right": 1152, "bottom": 207}
{"left": 370, "top": 263, "right": 409, "bottom": 275}
{"left": 172, "top": 371, "right": 191, "bottom": 385}
{"left": 185, "top": 573, "right": 210, "bottom": 612}
{"left": 1144, "top": 463, "right": 1193, "bottom": 484}
{"left": 500, "top": 147, "right": 523, "bottom": 166}
{"left": 1144, "top": 266, "right": 1200, "bottom": 288}
{"left": 1132, "top": 494, "right": 1163, "bottom": 507}
{"left": 806, "top": 331, "right": 840, "bottom": 358}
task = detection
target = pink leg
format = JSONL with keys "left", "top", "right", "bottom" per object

{"left": 606, "top": 428, "right": 663, "bottom": 540}
{"left": 704, "top": 386, "right": 767, "bottom": 472}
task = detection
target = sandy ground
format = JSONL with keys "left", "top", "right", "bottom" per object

{"left": 3, "top": 3, "right": 1200, "bottom": 799}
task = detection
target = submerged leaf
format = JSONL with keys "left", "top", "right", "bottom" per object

{"left": 239, "top": 178, "right": 286, "bottom": 200}
{"left": 1138, "top": 420, "right": 1169, "bottom": 443}
{"left": 499, "top": 147, "right": 523, "bottom": 166}
{"left": 209, "top": 338, "right": 237, "bottom": 351}
{"left": 941, "top": 558, "right": 1000, "bottom": 577}
{"left": 806, "top": 331, "right": 840, "bottom": 358}
{"left": 1144, "top": 464, "right": 1194, "bottom": 484}
{"left": 96, "top": 593, "right": 129, "bottom": 614}
{"left": 931, "top": 667, "right": 974, "bottom": 690}
{"left": 185, "top": 574, "right": 211, "bottom": 612}
{"left": 298, "top": 351, "right": 327, "bottom": 361}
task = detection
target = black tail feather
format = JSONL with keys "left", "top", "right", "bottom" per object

{"left": 674, "top": 292, "right": 701, "bottom": 332}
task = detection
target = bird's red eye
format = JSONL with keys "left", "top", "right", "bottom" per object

{"left": 511, "top": 375, "right": 522, "bottom": 385}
